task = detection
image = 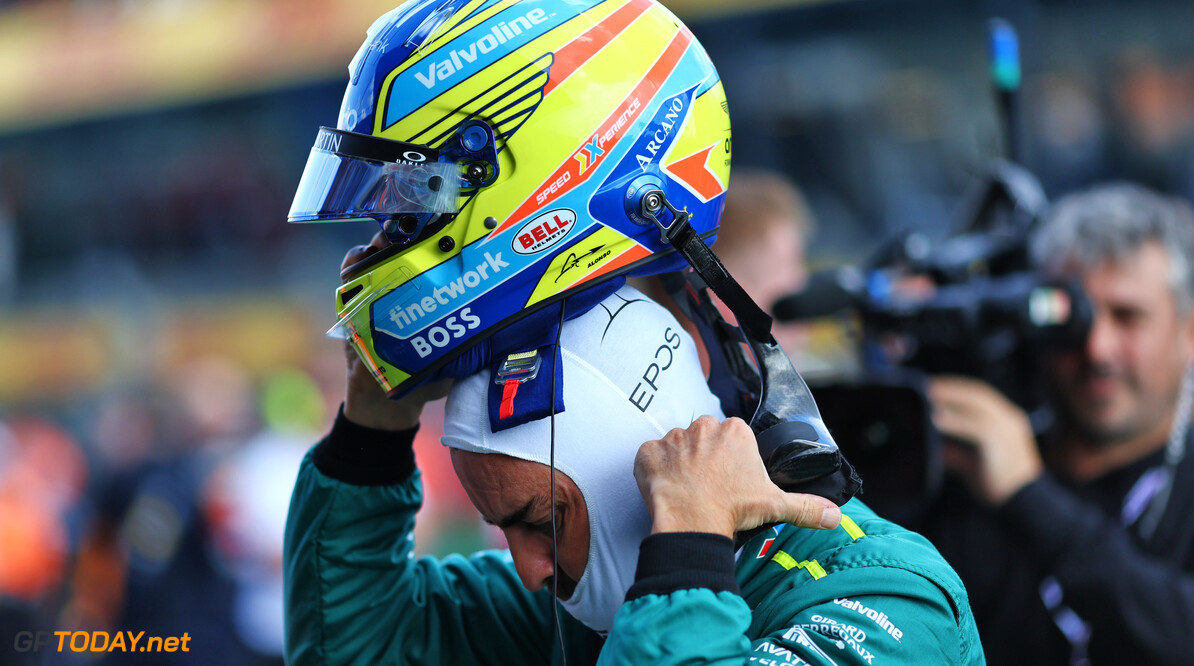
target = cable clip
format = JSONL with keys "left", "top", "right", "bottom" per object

{"left": 495, "top": 350, "right": 542, "bottom": 384}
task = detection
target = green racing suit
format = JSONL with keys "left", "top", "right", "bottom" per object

{"left": 283, "top": 409, "right": 985, "bottom": 665}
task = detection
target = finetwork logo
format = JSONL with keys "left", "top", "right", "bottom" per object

{"left": 414, "top": 7, "right": 550, "bottom": 89}
{"left": 382, "top": 251, "right": 508, "bottom": 337}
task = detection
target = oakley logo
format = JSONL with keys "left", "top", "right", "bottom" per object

{"left": 314, "top": 129, "right": 432, "bottom": 165}
{"left": 385, "top": 251, "right": 509, "bottom": 335}
{"left": 414, "top": 8, "right": 549, "bottom": 90}
{"left": 513, "top": 209, "right": 575, "bottom": 255}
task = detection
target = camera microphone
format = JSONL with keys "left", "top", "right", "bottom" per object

{"left": 772, "top": 267, "right": 865, "bottom": 321}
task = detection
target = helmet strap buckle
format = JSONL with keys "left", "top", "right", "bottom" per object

{"left": 639, "top": 189, "right": 691, "bottom": 244}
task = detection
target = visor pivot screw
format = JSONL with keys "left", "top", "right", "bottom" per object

{"left": 466, "top": 163, "right": 487, "bottom": 184}
{"left": 462, "top": 125, "right": 488, "bottom": 152}
{"left": 428, "top": 175, "right": 443, "bottom": 192}
{"left": 484, "top": 216, "right": 498, "bottom": 230}
{"left": 438, "top": 236, "right": 456, "bottom": 252}
{"left": 397, "top": 215, "right": 419, "bottom": 236}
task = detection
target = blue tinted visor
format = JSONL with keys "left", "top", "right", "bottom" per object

{"left": 287, "top": 127, "right": 463, "bottom": 242}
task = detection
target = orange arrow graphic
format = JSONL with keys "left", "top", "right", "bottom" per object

{"left": 665, "top": 143, "right": 723, "bottom": 202}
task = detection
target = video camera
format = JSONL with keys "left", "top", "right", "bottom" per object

{"left": 773, "top": 159, "right": 1093, "bottom": 513}
{"left": 764, "top": 18, "right": 1097, "bottom": 516}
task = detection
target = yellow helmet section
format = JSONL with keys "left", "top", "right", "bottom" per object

{"left": 320, "top": 0, "right": 731, "bottom": 396}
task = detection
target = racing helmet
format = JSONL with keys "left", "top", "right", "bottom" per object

{"left": 289, "top": 0, "right": 732, "bottom": 397}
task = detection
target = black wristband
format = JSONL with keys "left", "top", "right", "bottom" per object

{"left": 311, "top": 404, "right": 419, "bottom": 486}
{"left": 625, "top": 532, "right": 740, "bottom": 602}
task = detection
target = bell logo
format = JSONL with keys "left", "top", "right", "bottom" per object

{"left": 513, "top": 208, "right": 576, "bottom": 255}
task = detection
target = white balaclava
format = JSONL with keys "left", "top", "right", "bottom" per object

{"left": 442, "top": 284, "right": 724, "bottom": 632}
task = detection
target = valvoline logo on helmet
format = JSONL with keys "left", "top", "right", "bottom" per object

{"left": 513, "top": 209, "right": 576, "bottom": 255}
{"left": 383, "top": 2, "right": 581, "bottom": 127}
{"left": 413, "top": 7, "right": 551, "bottom": 89}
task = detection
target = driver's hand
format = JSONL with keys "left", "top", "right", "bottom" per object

{"left": 634, "top": 415, "right": 842, "bottom": 537}
{"left": 340, "top": 234, "right": 452, "bottom": 431}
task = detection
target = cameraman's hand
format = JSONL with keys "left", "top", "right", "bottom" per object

{"left": 634, "top": 415, "right": 842, "bottom": 538}
{"left": 929, "top": 376, "right": 1043, "bottom": 505}
{"left": 340, "top": 236, "right": 452, "bottom": 431}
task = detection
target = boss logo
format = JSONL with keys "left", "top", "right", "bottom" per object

{"left": 513, "top": 208, "right": 575, "bottom": 255}
{"left": 410, "top": 308, "right": 482, "bottom": 358}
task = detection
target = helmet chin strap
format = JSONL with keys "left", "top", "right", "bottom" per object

{"left": 635, "top": 188, "right": 862, "bottom": 546}
{"left": 639, "top": 189, "right": 774, "bottom": 343}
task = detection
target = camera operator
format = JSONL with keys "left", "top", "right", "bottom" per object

{"left": 923, "top": 181, "right": 1194, "bottom": 664}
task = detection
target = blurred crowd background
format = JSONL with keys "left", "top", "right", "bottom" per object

{"left": 1, "top": 0, "right": 1193, "bottom": 662}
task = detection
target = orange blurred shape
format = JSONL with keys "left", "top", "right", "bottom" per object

{"left": 0, "top": 491, "right": 65, "bottom": 600}
{"left": 0, "top": 416, "right": 88, "bottom": 601}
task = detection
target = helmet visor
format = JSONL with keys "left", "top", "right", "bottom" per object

{"left": 287, "top": 127, "right": 462, "bottom": 241}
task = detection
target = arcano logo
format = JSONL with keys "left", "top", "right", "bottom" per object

{"left": 414, "top": 8, "right": 550, "bottom": 89}
{"left": 636, "top": 94, "right": 688, "bottom": 171}
{"left": 382, "top": 251, "right": 509, "bottom": 338}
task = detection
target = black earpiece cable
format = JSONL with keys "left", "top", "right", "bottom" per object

{"left": 550, "top": 303, "right": 567, "bottom": 664}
